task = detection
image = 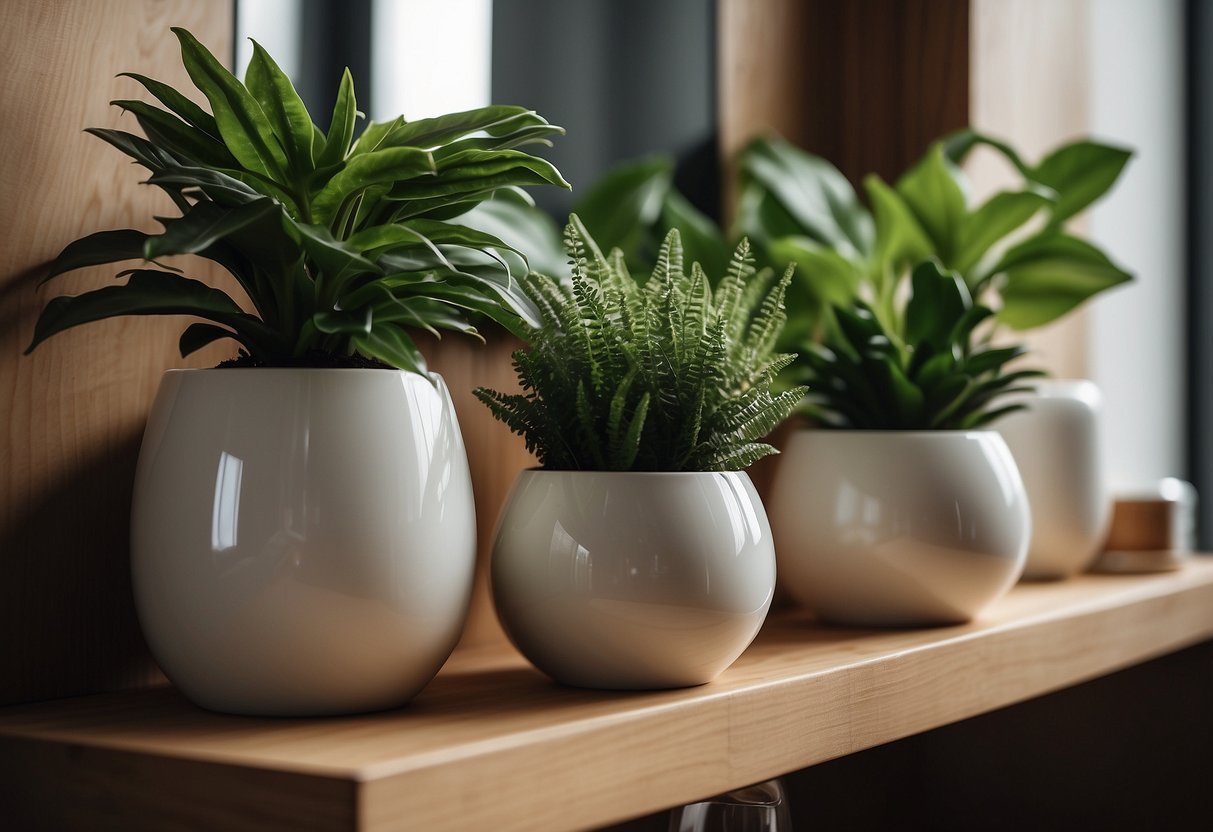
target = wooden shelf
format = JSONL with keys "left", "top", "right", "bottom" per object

{"left": 3, "top": 560, "right": 1213, "bottom": 831}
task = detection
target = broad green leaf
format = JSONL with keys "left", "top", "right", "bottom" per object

{"left": 25, "top": 269, "right": 282, "bottom": 355}
{"left": 144, "top": 198, "right": 282, "bottom": 261}
{"left": 118, "top": 72, "right": 220, "bottom": 139}
{"left": 659, "top": 190, "right": 728, "bottom": 279}
{"left": 954, "top": 188, "right": 1054, "bottom": 278}
{"left": 739, "top": 137, "right": 874, "bottom": 258}
{"left": 430, "top": 123, "right": 563, "bottom": 158}
{"left": 1031, "top": 140, "right": 1132, "bottom": 225}
{"left": 352, "top": 325, "right": 427, "bottom": 375}
{"left": 941, "top": 128, "right": 1031, "bottom": 176}
{"left": 311, "top": 146, "right": 436, "bottom": 224}
{"left": 172, "top": 27, "right": 287, "bottom": 180}
{"left": 317, "top": 68, "right": 357, "bottom": 168}
{"left": 574, "top": 156, "right": 672, "bottom": 264}
{"left": 992, "top": 232, "right": 1133, "bottom": 329}
{"left": 895, "top": 143, "right": 967, "bottom": 261}
{"left": 313, "top": 307, "right": 372, "bottom": 336}
{"left": 386, "top": 106, "right": 551, "bottom": 149}
{"left": 394, "top": 150, "right": 569, "bottom": 198}
{"left": 179, "top": 322, "right": 237, "bottom": 357}
{"left": 454, "top": 195, "right": 567, "bottom": 277}
{"left": 43, "top": 229, "right": 150, "bottom": 283}
{"left": 112, "top": 99, "right": 235, "bottom": 168}
{"left": 245, "top": 41, "right": 315, "bottom": 176}
{"left": 864, "top": 174, "right": 934, "bottom": 271}
{"left": 767, "top": 237, "right": 861, "bottom": 310}
{"left": 288, "top": 221, "right": 380, "bottom": 299}
{"left": 905, "top": 260, "right": 972, "bottom": 351}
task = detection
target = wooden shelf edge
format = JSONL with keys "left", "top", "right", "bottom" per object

{"left": 2, "top": 561, "right": 1212, "bottom": 831}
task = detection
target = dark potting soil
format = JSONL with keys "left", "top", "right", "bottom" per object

{"left": 215, "top": 351, "right": 395, "bottom": 370}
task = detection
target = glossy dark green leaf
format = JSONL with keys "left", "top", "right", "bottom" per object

{"left": 118, "top": 72, "right": 220, "bottom": 139}
{"left": 352, "top": 324, "right": 427, "bottom": 375}
{"left": 313, "top": 307, "right": 372, "bottom": 336}
{"left": 179, "top": 321, "right": 238, "bottom": 357}
{"left": 318, "top": 69, "right": 357, "bottom": 170}
{"left": 386, "top": 106, "right": 551, "bottom": 149}
{"left": 991, "top": 232, "right": 1133, "bottom": 329}
{"left": 904, "top": 260, "right": 971, "bottom": 351}
{"left": 144, "top": 198, "right": 282, "bottom": 261}
{"left": 245, "top": 41, "right": 315, "bottom": 175}
{"left": 43, "top": 229, "right": 150, "bottom": 283}
{"left": 172, "top": 27, "right": 287, "bottom": 180}
{"left": 895, "top": 143, "right": 967, "bottom": 261}
{"left": 739, "top": 137, "right": 874, "bottom": 258}
{"left": 111, "top": 99, "right": 234, "bottom": 168}
{"left": 453, "top": 195, "right": 567, "bottom": 277}
{"left": 1031, "top": 140, "right": 1133, "bottom": 225}
{"left": 25, "top": 269, "right": 280, "bottom": 355}
{"left": 311, "top": 146, "right": 436, "bottom": 224}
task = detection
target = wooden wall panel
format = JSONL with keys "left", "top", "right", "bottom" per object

{"left": 719, "top": 0, "right": 969, "bottom": 208}
{"left": 969, "top": 0, "right": 1091, "bottom": 379}
{"left": 0, "top": 0, "right": 234, "bottom": 705}
{"left": 419, "top": 335, "right": 534, "bottom": 648}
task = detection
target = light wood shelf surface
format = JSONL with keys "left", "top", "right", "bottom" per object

{"left": 3, "top": 561, "right": 1212, "bottom": 831}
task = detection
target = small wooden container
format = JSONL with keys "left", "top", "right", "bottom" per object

{"left": 1092, "top": 479, "right": 1197, "bottom": 573}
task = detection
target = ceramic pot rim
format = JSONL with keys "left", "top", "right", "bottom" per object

{"left": 519, "top": 467, "right": 753, "bottom": 478}
{"left": 791, "top": 429, "right": 1003, "bottom": 439}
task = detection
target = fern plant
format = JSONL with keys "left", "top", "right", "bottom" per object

{"left": 474, "top": 217, "right": 805, "bottom": 471}
{"left": 799, "top": 260, "right": 1044, "bottom": 430}
{"left": 25, "top": 28, "right": 569, "bottom": 373}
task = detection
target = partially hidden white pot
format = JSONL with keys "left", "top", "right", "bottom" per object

{"left": 997, "top": 379, "right": 1111, "bottom": 580}
{"left": 491, "top": 470, "right": 776, "bottom": 689}
{"left": 131, "top": 369, "right": 476, "bottom": 716}
{"left": 770, "top": 431, "right": 1030, "bottom": 626}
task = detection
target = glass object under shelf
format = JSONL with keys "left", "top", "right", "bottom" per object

{"left": 669, "top": 778, "right": 792, "bottom": 832}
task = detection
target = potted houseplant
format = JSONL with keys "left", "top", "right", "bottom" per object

{"left": 25, "top": 29, "right": 569, "bottom": 715}
{"left": 739, "top": 133, "right": 1133, "bottom": 580}
{"left": 769, "top": 260, "right": 1036, "bottom": 626}
{"left": 474, "top": 217, "right": 803, "bottom": 689}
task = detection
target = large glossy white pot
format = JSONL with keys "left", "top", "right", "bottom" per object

{"left": 131, "top": 369, "right": 476, "bottom": 716}
{"left": 997, "top": 379, "right": 1111, "bottom": 580}
{"left": 770, "top": 431, "right": 1030, "bottom": 626}
{"left": 492, "top": 470, "right": 776, "bottom": 689}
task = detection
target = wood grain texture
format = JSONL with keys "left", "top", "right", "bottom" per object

{"left": 969, "top": 0, "right": 1091, "bottom": 378}
{"left": 718, "top": 0, "right": 968, "bottom": 213}
{"left": 2, "top": 563, "right": 1212, "bottom": 831}
{"left": 419, "top": 334, "right": 535, "bottom": 647}
{"left": 0, "top": 0, "right": 236, "bottom": 706}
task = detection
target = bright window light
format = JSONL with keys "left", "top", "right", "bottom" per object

{"left": 372, "top": 0, "right": 493, "bottom": 122}
{"left": 234, "top": 0, "right": 303, "bottom": 81}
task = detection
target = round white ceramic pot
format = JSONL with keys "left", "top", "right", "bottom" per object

{"left": 997, "top": 379, "right": 1111, "bottom": 580}
{"left": 769, "top": 431, "right": 1030, "bottom": 626}
{"left": 491, "top": 470, "right": 776, "bottom": 689}
{"left": 131, "top": 369, "right": 476, "bottom": 716}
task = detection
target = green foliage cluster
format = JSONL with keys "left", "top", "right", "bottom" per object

{"left": 800, "top": 261, "right": 1044, "bottom": 430}
{"left": 26, "top": 28, "right": 569, "bottom": 373}
{"left": 736, "top": 132, "right": 1134, "bottom": 344}
{"left": 474, "top": 217, "right": 805, "bottom": 471}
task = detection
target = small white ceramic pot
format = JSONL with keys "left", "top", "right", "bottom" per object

{"left": 491, "top": 470, "right": 776, "bottom": 689}
{"left": 769, "top": 431, "right": 1030, "bottom": 626}
{"left": 997, "top": 379, "right": 1111, "bottom": 580}
{"left": 131, "top": 369, "right": 476, "bottom": 716}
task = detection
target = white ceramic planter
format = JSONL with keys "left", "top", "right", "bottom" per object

{"left": 769, "top": 431, "right": 1030, "bottom": 626}
{"left": 492, "top": 470, "right": 776, "bottom": 689}
{"left": 131, "top": 369, "right": 476, "bottom": 716}
{"left": 997, "top": 379, "right": 1111, "bottom": 580}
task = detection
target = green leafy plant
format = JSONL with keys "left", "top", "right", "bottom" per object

{"left": 474, "top": 216, "right": 805, "bottom": 471}
{"left": 736, "top": 132, "right": 1133, "bottom": 343}
{"left": 799, "top": 260, "right": 1044, "bottom": 430}
{"left": 25, "top": 27, "right": 569, "bottom": 373}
